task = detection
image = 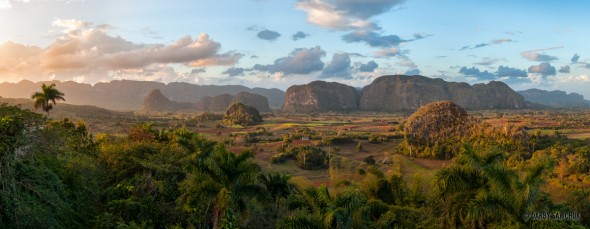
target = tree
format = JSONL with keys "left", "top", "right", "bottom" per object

{"left": 31, "top": 83, "right": 65, "bottom": 117}
{"left": 436, "top": 144, "right": 555, "bottom": 228}
{"left": 281, "top": 185, "right": 369, "bottom": 229}
{"left": 222, "top": 102, "right": 262, "bottom": 126}
{"left": 259, "top": 172, "right": 295, "bottom": 220}
{"left": 180, "top": 145, "right": 264, "bottom": 228}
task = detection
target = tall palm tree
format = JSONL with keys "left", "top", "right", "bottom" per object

{"left": 180, "top": 144, "right": 264, "bottom": 229}
{"left": 31, "top": 83, "right": 65, "bottom": 116}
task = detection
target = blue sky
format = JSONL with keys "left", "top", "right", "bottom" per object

{"left": 1, "top": 0, "right": 589, "bottom": 97}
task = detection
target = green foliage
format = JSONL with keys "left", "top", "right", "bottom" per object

{"left": 282, "top": 186, "right": 370, "bottom": 229}
{"left": 295, "top": 146, "right": 328, "bottom": 170}
{"left": 0, "top": 105, "right": 104, "bottom": 228}
{"left": 31, "top": 83, "right": 65, "bottom": 116}
{"left": 179, "top": 144, "right": 265, "bottom": 228}
{"left": 436, "top": 144, "right": 562, "bottom": 228}
{"left": 222, "top": 103, "right": 263, "bottom": 126}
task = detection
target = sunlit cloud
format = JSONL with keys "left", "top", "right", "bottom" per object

{"left": 0, "top": 19, "right": 242, "bottom": 83}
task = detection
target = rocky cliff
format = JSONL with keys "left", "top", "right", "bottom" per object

{"left": 282, "top": 81, "right": 359, "bottom": 112}
{"left": 359, "top": 75, "right": 525, "bottom": 111}
{"left": 194, "top": 92, "right": 272, "bottom": 112}
{"left": 142, "top": 89, "right": 193, "bottom": 111}
{"left": 230, "top": 92, "right": 272, "bottom": 112}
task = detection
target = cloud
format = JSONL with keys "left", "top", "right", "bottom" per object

{"left": 521, "top": 46, "right": 562, "bottom": 62}
{"left": 496, "top": 66, "right": 527, "bottom": 77}
{"left": 191, "top": 68, "right": 206, "bottom": 74}
{"left": 474, "top": 57, "right": 505, "bottom": 66}
{"left": 571, "top": 53, "right": 580, "bottom": 64}
{"left": 460, "top": 38, "right": 513, "bottom": 50}
{"left": 257, "top": 29, "right": 281, "bottom": 41}
{"left": 1, "top": 0, "right": 81, "bottom": 9}
{"left": 558, "top": 75, "right": 590, "bottom": 82}
{"left": 397, "top": 57, "right": 417, "bottom": 69}
{"left": 375, "top": 47, "right": 405, "bottom": 57}
{"left": 458, "top": 66, "right": 495, "bottom": 80}
{"left": 292, "top": 31, "right": 310, "bottom": 41}
{"left": 222, "top": 67, "right": 247, "bottom": 76}
{"left": 405, "top": 68, "right": 420, "bottom": 75}
{"left": 253, "top": 46, "right": 325, "bottom": 75}
{"left": 0, "top": 19, "right": 242, "bottom": 83}
{"left": 321, "top": 53, "right": 351, "bottom": 78}
{"left": 140, "top": 27, "right": 163, "bottom": 39}
{"left": 359, "top": 60, "right": 378, "bottom": 72}
{"left": 459, "top": 65, "right": 530, "bottom": 81}
{"left": 342, "top": 31, "right": 412, "bottom": 48}
{"left": 528, "top": 62, "right": 556, "bottom": 77}
{"left": 559, "top": 65, "right": 570, "bottom": 73}
{"left": 491, "top": 38, "right": 513, "bottom": 44}
{"left": 296, "top": 0, "right": 405, "bottom": 31}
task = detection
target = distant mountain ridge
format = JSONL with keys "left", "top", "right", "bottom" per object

{"left": 0, "top": 80, "right": 285, "bottom": 110}
{"left": 518, "top": 89, "right": 590, "bottom": 108}
{"left": 282, "top": 75, "right": 526, "bottom": 112}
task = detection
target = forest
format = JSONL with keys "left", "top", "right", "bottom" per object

{"left": 1, "top": 100, "right": 590, "bottom": 229}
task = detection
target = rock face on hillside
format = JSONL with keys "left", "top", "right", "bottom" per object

{"left": 208, "top": 94, "right": 233, "bottom": 111}
{"left": 360, "top": 75, "right": 525, "bottom": 111}
{"left": 0, "top": 80, "right": 285, "bottom": 110}
{"left": 230, "top": 92, "right": 272, "bottom": 112}
{"left": 282, "top": 81, "right": 359, "bottom": 112}
{"left": 194, "top": 92, "right": 273, "bottom": 112}
{"left": 143, "top": 89, "right": 192, "bottom": 111}
{"left": 518, "top": 89, "right": 590, "bottom": 108}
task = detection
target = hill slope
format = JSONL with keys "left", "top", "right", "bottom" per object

{"left": 0, "top": 80, "right": 285, "bottom": 110}
{"left": 518, "top": 89, "right": 590, "bottom": 108}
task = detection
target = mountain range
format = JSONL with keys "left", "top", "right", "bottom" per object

{"left": 2, "top": 76, "right": 589, "bottom": 112}
{"left": 283, "top": 75, "right": 526, "bottom": 112}
{"left": 518, "top": 89, "right": 590, "bottom": 108}
{"left": 0, "top": 80, "right": 284, "bottom": 111}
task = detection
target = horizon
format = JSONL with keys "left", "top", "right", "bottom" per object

{"left": 2, "top": 75, "right": 587, "bottom": 99}
{"left": 1, "top": 1, "right": 590, "bottom": 96}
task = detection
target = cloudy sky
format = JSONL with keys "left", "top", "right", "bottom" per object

{"left": 1, "top": 0, "right": 589, "bottom": 96}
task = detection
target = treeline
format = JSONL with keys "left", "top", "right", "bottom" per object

{"left": 1, "top": 104, "right": 589, "bottom": 228}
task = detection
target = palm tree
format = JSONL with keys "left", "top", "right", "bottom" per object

{"left": 259, "top": 172, "right": 295, "bottom": 220}
{"left": 31, "top": 83, "right": 65, "bottom": 116}
{"left": 436, "top": 144, "right": 554, "bottom": 228}
{"left": 180, "top": 144, "right": 264, "bottom": 229}
{"left": 436, "top": 144, "right": 516, "bottom": 228}
{"left": 280, "top": 185, "right": 369, "bottom": 229}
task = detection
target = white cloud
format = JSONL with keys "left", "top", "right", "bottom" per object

{"left": 296, "top": 0, "right": 404, "bottom": 31}
{"left": 0, "top": 0, "right": 83, "bottom": 9}
{"left": 558, "top": 75, "right": 590, "bottom": 82}
{"left": 0, "top": 19, "right": 242, "bottom": 83}
{"left": 521, "top": 46, "right": 563, "bottom": 62}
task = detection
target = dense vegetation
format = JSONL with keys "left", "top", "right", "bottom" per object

{"left": 222, "top": 103, "right": 263, "bottom": 126}
{"left": 1, "top": 104, "right": 589, "bottom": 228}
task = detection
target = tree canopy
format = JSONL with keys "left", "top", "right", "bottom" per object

{"left": 31, "top": 83, "right": 65, "bottom": 116}
{"left": 222, "top": 102, "right": 263, "bottom": 126}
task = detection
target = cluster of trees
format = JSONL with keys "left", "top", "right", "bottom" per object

{"left": 1, "top": 104, "right": 588, "bottom": 228}
{"left": 222, "top": 103, "right": 263, "bottom": 126}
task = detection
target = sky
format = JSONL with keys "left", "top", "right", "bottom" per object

{"left": 1, "top": 0, "right": 590, "bottom": 97}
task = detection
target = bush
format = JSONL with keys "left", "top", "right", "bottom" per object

{"left": 364, "top": 155, "right": 376, "bottom": 165}
{"left": 295, "top": 146, "right": 328, "bottom": 170}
